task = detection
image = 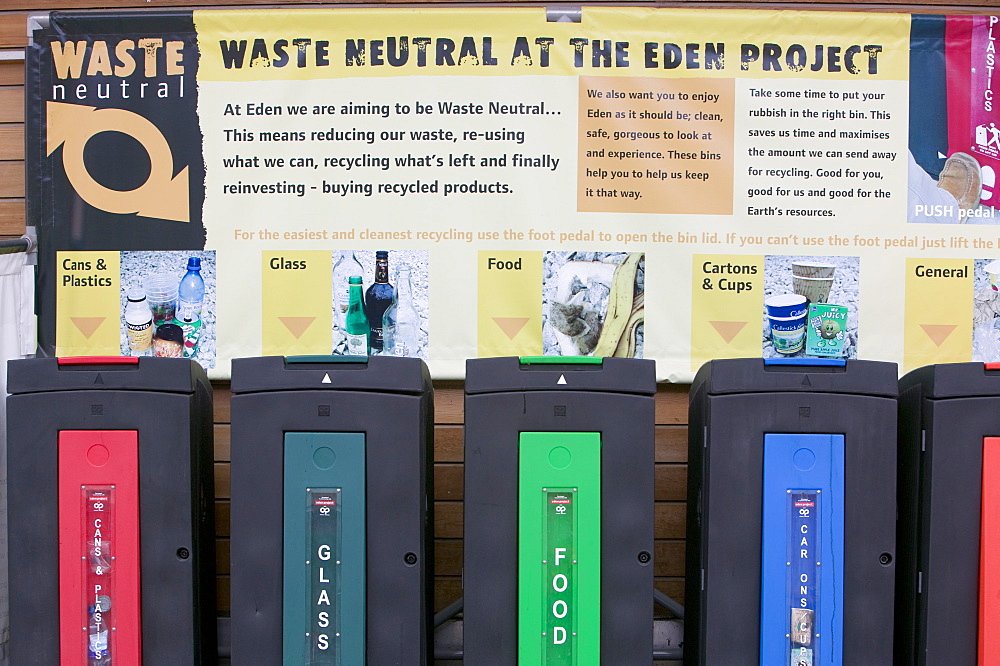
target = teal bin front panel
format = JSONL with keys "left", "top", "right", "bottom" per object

{"left": 283, "top": 432, "right": 366, "bottom": 665}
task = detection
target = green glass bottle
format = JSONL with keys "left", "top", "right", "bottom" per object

{"left": 344, "top": 275, "right": 369, "bottom": 355}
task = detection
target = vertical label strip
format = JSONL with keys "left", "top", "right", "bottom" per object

{"left": 544, "top": 490, "right": 575, "bottom": 664}
{"left": 58, "top": 431, "right": 141, "bottom": 666}
{"left": 980, "top": 437, "right": 1000, "bottom": 664}
{"left": 518, "top": 432, "right": 600, "bottom": 665}
{"left": 761, "top": 434, "right": 844, "bottom": 666}
{"left": 307, "top": 489, "right": 342, "bottom": 664}
{"left": 84, "top": 486, "right": 115, "bottom": 665}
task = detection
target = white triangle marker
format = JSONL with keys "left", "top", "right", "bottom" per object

{"left": 557, "top": 374, "right": 567, "bottom": 385}
{"left": 939, "top": 152, "right": 947, "bottom": 159}
{"left": 322, "top": 373, "right": 332, "bottom": 384}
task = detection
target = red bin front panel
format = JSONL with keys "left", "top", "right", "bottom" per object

{"left": 58, "top": 431, "right": 141, "bottom": 666}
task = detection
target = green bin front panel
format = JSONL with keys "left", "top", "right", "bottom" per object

{"left": 518, "top": 432, "right": 601, "bottom": 665}
{"left": 283, "top": 432, "right": 366, "bottom": 665}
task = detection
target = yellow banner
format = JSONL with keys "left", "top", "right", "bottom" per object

{"left": 194, "top": 8, "right": 908, "bottom": 82}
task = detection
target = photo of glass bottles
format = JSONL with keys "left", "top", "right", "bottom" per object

{"left": 332, "top": 249, "right": 429, "bottom": 358}
{"left": 118, "top": 250, "right": 217, "bottom": 368}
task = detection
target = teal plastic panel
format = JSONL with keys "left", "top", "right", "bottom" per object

{"left": 283, "top": 432, "right": 366, "bottom": 665}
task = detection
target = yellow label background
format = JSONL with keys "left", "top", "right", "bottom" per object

{"left": 56, "top": 251, "right": 120, "bottom": 357}
{"left": 477, "top": 251, "right": 543, "bottom": 358}
{"left": 690, "top": 254, "right": 765, "bottom": 370}
{"left": 261, "top": 250, "right": 332, "bottom": 355}
{"left": 903, "top": 258, "right": 973, "bottom": 371}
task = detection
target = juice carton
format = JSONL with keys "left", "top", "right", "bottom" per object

{"left": 805, "top": 303, "right": 848, "bottom": 357}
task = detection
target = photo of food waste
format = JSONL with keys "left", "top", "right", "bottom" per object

{"left": 542, "top": 251, "right": 644, "bottom": 358}
{"left": 761, "top": 255, "right": 859, "bottom": 359}
{"left": 331, "top": 249, "right": 429, "bottom": 359}
{"left": 119, "top": 251, "right": 216, "bottom": 368}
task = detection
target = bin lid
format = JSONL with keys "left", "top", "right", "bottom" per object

{"left": 693, "top": 357, "right": 898, "bottom": 398}
{"left": 899, "top": 362, "right": 1000, "bottom": 399}
{"left": 6, "top": 356, "right": 208, "bottom": 395}
{"left": 465, "top": 356, "right": 656, "bottom": 395}
{"left": 230, "top": 355, "right": 431, "bottom": 395}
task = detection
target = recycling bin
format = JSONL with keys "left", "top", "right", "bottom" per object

{"left": 685, "top": 358, "right": 897, "bottom": 666}
{"left": 895, "top": 362, "right": 1000, "bottom": 664}
{"left": 5, "top": 355, "right": 216, "bottom": 665}
{"left": 463, "top": 356, "right": 656, "bottom": 664}
{"left": 228, "top": 355, "right": 433, "bottom": 665}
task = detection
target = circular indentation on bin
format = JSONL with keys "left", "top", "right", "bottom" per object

{"left": 176, "top": 547, "right": 190, "bottom": 560}
{"left": 879, "top": 552, "right": 893, "bottom": 566}
{"left": 313, "top": 447, "right": 336, "bottom": 470}
{"left": 548, "top": 446, "right": 572, "bottom": 470}
{"left": 87, "top": 444, "right": 110, "bottom": 467}
{"left": 637, "top": 551, "right": 652, "bottom": 565}
{"left": 792, "top": 448, "right": 816, "bottom": 472}
{"left": 404, "top": 552, "right": 418, "bottom": 566}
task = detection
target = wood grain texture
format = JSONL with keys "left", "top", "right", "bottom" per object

{"left": 0, "top": 89, "right": 23, "bottom": 124}
{"left": 0, "top": 126, "right": 24, "bottom": 161}
{"left": 0, "top": 162, "right": 24, "bottom": 198}
{"left": 0, "top": 201, "right": 25, "bottom": 235}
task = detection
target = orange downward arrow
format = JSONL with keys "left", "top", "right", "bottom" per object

{"left": 70, "top": 316, "right": 106, "bottom": 339}
{"left": 709, "top": 320, "right": 748, "bottom": 344}
{"left": 279, "top": 316, "right": 316, "bottom": 339}
{"left": 493, "top": 317, "right": 530, "bottom": 340}
{"left": 920, "top": 324, "right": 957, "bottom": 347}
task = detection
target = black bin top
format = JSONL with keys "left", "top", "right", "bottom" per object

{"left": 6, "top": 356, "right": 208, "bottom": 395}
{"left": 465, "top": 356, "right": 656, "bottom": 395}
{"left": 230, "top": 355, "right": 431, "bottom": 395}
{"left": 693, "top": 358, "right": 898, "bottom": 398}
{"left": 899, "top": 362, "right": 1000, "bottom": 399}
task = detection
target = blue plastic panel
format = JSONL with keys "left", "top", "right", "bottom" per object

{"left": 760, "top": 434, "right": 844, "bottom": 666}
{"left": 283, "top": 433, "right": 366, "bottom": 665}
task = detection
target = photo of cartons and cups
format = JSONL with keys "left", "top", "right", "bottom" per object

{"left": 119, "top": 250, "right": 217, "bottom": 368}
{"left": 762, "top": 255, "right": 859, "bottom": 359}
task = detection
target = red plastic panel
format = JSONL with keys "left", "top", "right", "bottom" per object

{"left": 57, "top": 357, "right": 139, "bottom": 366}
{"left": 981, "top": 437, "right": 1000, "bottom": 664}
{"left": 59, "top": 431, "right": 141, "bottom": 665}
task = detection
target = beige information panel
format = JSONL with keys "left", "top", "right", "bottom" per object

{"left": 32, "top": 8, "right": 1000, "bottom": 379}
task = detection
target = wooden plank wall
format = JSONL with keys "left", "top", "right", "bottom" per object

{"left": 1, "top": 0, "right": 997, "bottom": 631}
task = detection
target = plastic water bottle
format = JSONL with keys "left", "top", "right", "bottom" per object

{"left": 175, "top": 257, "right": 205, "bottom": 358}
{"left": 176, "top": 257, "right": 205, "bottom": 324}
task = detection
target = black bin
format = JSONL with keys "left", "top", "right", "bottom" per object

{"left": 6, "top": 355, "right": 215, "bottom": 665}
{"left": 685, "top": 357, "right": 897, "bottom": 666}
{"left": 463, "top": 356, "right": 656, "bottom": 664}
{"left": 229, "top": 355, "right": 433, "bottom": 665}
{"left": 895, "top": 362, "right": 1000, "bottom": 664}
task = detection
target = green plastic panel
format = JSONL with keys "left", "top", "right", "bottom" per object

{"left": 283, "top": 432, "right": 366, "bottom": 665}
{"left": 518, "top": 356, "right": 603, "bottom": 365}
{"left": 518, "top": 432, "right": 601, "bottom": 665}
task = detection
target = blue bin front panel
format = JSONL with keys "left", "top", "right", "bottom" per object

{"left": 283, "top": 432, "right": 366, "bottom": 665}
{"left": 760, "top": 433, "right": 844, "bottom": 666}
